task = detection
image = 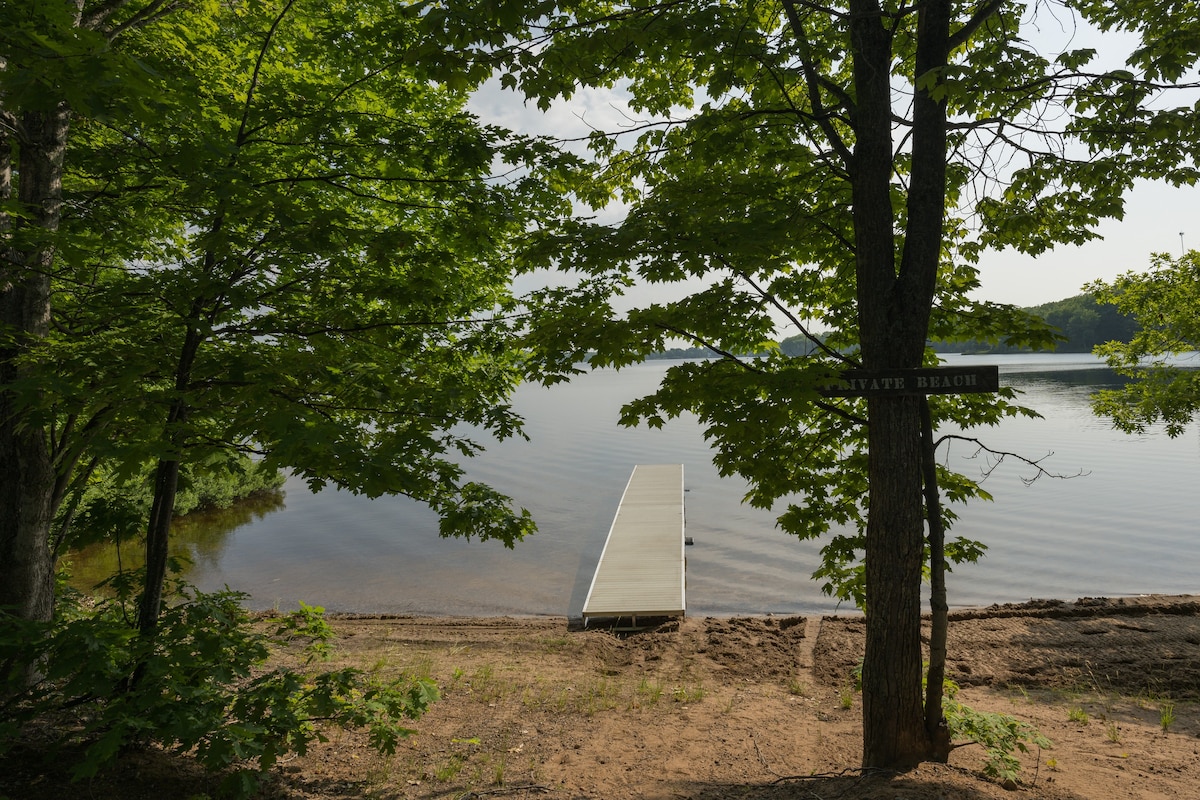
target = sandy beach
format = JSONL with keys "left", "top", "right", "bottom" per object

{"left": 4, "top": 594, "right": 1199, "bottom": 799}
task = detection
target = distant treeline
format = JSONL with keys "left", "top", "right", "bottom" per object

{"left": 646, "top": 293, "right": 1136, "bottom": 360}
{"left": 645, "top": 335, "right": 825, "bottom": 360}
{"left": 928, "top": 293, "right": 1138, "bottom": 355}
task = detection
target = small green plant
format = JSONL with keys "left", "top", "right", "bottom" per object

{"left": 943, "top": 679, "right": 1051, "bottom": 785}
{"left": 1105, "top": 720, "right": 1121, "bottom": 743}
{"left": 1068, "top": 706, "right": 1090, "bottom": 725}
{"left": 579, "top": 676, "right": 621, "bottom": 714}
{"left": 433, "top": 755, "right": 465, "bottom": 782}
{"left": 672, "top": 681, "right": 706, "bottom": 703}
{"left": 468, "top": 664, "right": 512, "bottom": 702}
{"left": 1159, "top": 700, "right": 1176, "bottom": 732}
{"left": 365, "top": 755, "right": 396, "bottom": 789}
{"left": 402, "top": 654, "right": 436, "bottom": 681}
{"left": 787, "top": 678, "right": 810, "bottom": 697}
{"left": 636, "top": 676, "right": 664, "bottom": 706}
{"left": 492, "top": 753, "right": 507, "bottom": 786}
{"left": 536, "top": 635, "right": 574, "bottom": 653}
{"left": 838, "top": 681, "right": 855, "bottom": 709}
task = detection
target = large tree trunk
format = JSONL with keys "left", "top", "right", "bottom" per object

{"left": 850, "top": 0, "right": 951, "bottom": 769}
{"left": 0, "top": 105, "right": 72, "bottom": 624}
{"left": 849, "top": 0, "right": 929, "bottom": 769}
{"left": 861, "top": 395, "right": 932, "bottom": 769}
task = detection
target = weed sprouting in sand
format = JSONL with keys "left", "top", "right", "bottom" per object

{"left": 579, "top": 676, "right": 622, "bottom": 714}
{"left": 536, "top": 634, "right": 575, "bottom": 654}
{"left": 402, "top": 654, "right": 436, "bottom": 681}
{"left": 672, "top": 681, "right": 706, "bottom": 704}
{"left": 1159, "top": 700, "right": 1176, "bottom": 732}
{"left": 491, "top": 753, "right": 507, "bottom": 786}
{"left": 468, "top": 664, "right": 514, "bottom": 702}
{"left": 838, "top": 681, "right": 855, "bottom": 710}
{"left": 942, "top": 678, "right": 1052, "bottom": 785}
{"left": 635, "top": 676, "right": 664, "bottom": 707}
{"left": 432, "top": 755, "right": 465, "bottom": 783}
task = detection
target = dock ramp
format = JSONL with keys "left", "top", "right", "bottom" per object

{"left": 581, "top": 464, "right": 685, "bottom": 625}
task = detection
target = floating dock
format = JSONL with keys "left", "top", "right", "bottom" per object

{"left": 581, "top": 464, "right": 686, "bottom": 625}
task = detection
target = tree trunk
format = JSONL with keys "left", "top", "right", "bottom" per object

{"left": 0, "top": 105, "right": 72, "bottom": 624}
{"left": 920, "top": 396, "right": 953, "bottom": 761}
{"left": 135, "top": 293, "right": 208, "bottom": 635}
{"left": 849, "top": 0, "right": 952, "bottom": 769}
{"left": 137, "top": 456, "right": 182, "bottom": 636}
{"left": 861, "top": 395, "right": 932, "bottom": 769}
{"left": 848, "top": 0, "right": 928, "bottom": 769}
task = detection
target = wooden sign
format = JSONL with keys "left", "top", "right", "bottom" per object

{"left": 817, "top": 366, "right": 1000, "bottom": 398}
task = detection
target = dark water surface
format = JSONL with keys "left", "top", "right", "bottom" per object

{"left": 82, "top": 354, "right": 1200, "bottom": 616}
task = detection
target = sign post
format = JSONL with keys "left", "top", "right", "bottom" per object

{"left": 816, "top": 365, "right": 999, "bottom": 398}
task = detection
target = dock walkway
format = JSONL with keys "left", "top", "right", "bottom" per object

{"left": 581, "top": 464, "right": 686, "bottom": 625}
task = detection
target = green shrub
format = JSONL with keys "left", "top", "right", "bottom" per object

{"left": 1, "top": 577, "right": 436, "bottom": 799}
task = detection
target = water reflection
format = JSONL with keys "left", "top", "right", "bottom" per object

{"left": 68, "top": 490, "right": 285, "bottom": 593}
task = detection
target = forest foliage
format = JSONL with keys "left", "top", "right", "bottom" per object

{"left": 1090, "top": 251, "right": 1200, "bottom": 436}
{"left": 1, "top": 0, "right": 567, "bottom": 793}
{"left": 927, "top": 293, "right": 1139, "bottom": 354}
{"left": 652, "top": 292, "right": 1137, "bottom": 358}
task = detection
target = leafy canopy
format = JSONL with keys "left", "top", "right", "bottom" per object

{"left": 19, "top": 0, "right": 579, "bottom": 551}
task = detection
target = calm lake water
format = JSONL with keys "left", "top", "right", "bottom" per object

{"left": 95, "top": 353, "right": 1200, "bottom": 617}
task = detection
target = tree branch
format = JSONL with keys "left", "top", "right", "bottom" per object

{"left": 781, "top": 0, "right": 855, "bottom": 167}
{"left": 935, "top": 434, "right": 1088, "bottom": 484}
{"left": 717, "top": 257, "right": 860, "bottom": 368}
{"left": 236, "top": 0, "right": 298, "bottom": 149}
{"left": 653, "top": 321, "right": 767, "bottom": 372}
{"left": 947, "top": 0, "right": 1006, "bottom": 52}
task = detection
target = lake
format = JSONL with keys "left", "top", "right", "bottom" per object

{"left": 92, "top": 353, "right": 1200, "bottom": 617}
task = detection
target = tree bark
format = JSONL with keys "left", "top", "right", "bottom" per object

{"left": 136, "top": 323, "right": 202, "bottom": 636}
{"left": 861, "top": 395, "right": 931, "bottom": 769}
{"left": 0, "top": 105, "right": 72, "bottom": 624}
{"left": 137, "top": 456, "right": 182, "bottom": 635}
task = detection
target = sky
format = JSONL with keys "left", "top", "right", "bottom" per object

{"left": 973, "top": 182, "right": 1194, "bottom": 307}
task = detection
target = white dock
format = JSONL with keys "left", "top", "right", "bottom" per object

{"left": 581, "top": 464, "right": 686, "bottom": 624}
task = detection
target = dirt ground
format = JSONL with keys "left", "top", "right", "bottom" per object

{"left": 5, "top": 594, "right": 1200, "bottom": 800}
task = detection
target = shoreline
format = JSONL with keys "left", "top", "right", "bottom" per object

{"left": 314, "top": 591, "right": 1200, "bottom": 623}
